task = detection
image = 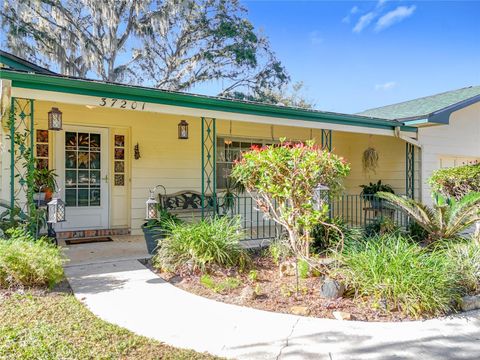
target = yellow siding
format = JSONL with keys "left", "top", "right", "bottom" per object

{"left": 32, "top": 100, "right": 413, "bottom": 234}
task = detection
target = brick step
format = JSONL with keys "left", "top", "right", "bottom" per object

{"left": 57, "top": 228, "right": 130, "bottom": 240}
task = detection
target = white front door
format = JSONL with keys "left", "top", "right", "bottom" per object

{"left": 55, "top": 126, "right": 109, "bottom": 230}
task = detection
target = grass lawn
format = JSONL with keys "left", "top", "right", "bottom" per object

{"left": 0, "top": 290, "right": 220, "bottom": 360}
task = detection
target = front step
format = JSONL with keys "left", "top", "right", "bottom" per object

{"left": 57, "top": 228, "right": 130, "bottom": 240}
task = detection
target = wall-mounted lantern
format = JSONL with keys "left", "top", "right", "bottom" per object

{"left": 178, "top": 120, "right": 189, "bottom": 139}
{"left": 48, "top": 107, "right": 63, "bottom": 131}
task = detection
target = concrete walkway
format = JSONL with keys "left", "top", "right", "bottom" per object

{"left": 63, "top": 244, "right": 480, "bottom": 360}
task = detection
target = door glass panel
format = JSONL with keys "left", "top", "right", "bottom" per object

{"left": 65, "top": 131, "right": 102, "bottom": 207}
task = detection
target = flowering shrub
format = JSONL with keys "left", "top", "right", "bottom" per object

{"left": 429, "top": 163, "right": 480, "bottom": 199}
{"left": 231, "top": 139, "right": 350, "bottom": 257}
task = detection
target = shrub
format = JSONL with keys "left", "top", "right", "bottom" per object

{"left": 298, "top": 258, "right": 309, "bottom": 279}
{"left": 334, "top": 234, "right": 461, "bottom": 317}
{"left": 429, "top": 163, "right": 480, "bottom": 199}
{"left": 446, "top": 240, "right": 480, "bottom": 294}
{"left": 267, "top": 239, "right": 292, "bottom": 265}
{"left": 0, "top": 228, "right": 65, "bottom": 288}
{"left": 231, "top": 139, "right": 350, "bottom": 257}
{"left": 407, "top": 220, "right": 429, "bottom": 243}
{"left": 364, "top": 216, "right": 399, "bottom": 238}
{"left": 311, "top": 217, "right": 362, "bottom": 253}
{"left": 378, "top": 192, "right": 480, "bottom": 243}
{"left": 200, "top": 274, "right": 242, "bottom": 293}
{"left": 152, "top": 216, "right": 249, "bottom": 273}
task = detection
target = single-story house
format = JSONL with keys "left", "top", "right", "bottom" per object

{"left": 0, "top": 50, "right": 479, "bottom": 240}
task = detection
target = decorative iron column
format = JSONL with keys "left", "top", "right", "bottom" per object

{"left": 321, "top": 129, "right": 332, "bottom": 151}
{"left": 406, "top": 143, "right": 415, "bottom": 199}
{"left": 201, "top": 117, "right": 216, "bottom": 218}
{"left": 9, "top": 97, "right": 35, "bottom": 218}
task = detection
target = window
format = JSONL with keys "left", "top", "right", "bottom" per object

{"left": 35, "top": 130, "right": 49, "bottom": 170}
{"left": 216, "top": 137, "right": 276, "bottom": 190}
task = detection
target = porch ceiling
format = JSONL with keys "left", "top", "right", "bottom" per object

{"left": 1, "top": 69, "right": 417, "bottom": 137}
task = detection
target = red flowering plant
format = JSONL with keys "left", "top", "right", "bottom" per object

{"left": 231, "top": 139, "right": 350, "bottom": 257}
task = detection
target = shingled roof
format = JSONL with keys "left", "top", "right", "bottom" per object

{"left": 358, "top": 86, "right": 480, "bottom": 123}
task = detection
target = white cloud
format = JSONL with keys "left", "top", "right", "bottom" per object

{"left": 309, "top": 30, "right": 323, "bottom": 45}
{"left": 375, "top": 81, "right": 397, "bottom": 91}
{"left": 375, "top": 5, "right": 416, "bottom": 32}
{"left": 353, "top": 12, "right": 376, "bottom": 33}
{"left": 342, "top": 5, "right": 359, "bottom": 23}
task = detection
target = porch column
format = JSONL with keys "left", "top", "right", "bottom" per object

{"left": 321, "top": 129, "right": 332, "bottom": 151}
{"left": 406, "top": 142, "right": 415, "bottom": 199}
{"left": 8, "top": 97, "right": 35, "bottom": 219}
{"left": 201, "top": 117, "right": 216, "bottom": 218}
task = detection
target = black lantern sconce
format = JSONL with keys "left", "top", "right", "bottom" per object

{"left": 178, "top": 120, "right": 189, "bottom": 139}
{"left": 145, "top": 184, "right": 166, "bottom": 220}
{"left": 48, "top": 107, "right": 63, "bottom": 131}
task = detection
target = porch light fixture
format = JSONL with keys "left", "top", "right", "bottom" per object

{"left": 145, "top": 184, "right": 166, "bottom": 220}
{"left": 178, "top": 120, "right": 189, "bottom": 139}
{"left": 48, "top": 107, "right": 63, "bottom": 131}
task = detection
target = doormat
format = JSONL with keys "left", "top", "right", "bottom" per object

{"left": 65, "top": 237, "right": 113, "bottom": 245}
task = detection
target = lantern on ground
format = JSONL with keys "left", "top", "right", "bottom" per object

{"left": 313, "top": 184, "right": 329, "bottom": 211}
{"left": 145, "top": 190, "right": 158, "bottom": 220}
{"left": 47, "top": 197, "right": 66, "bottom": 223}
{"left": 178, "top": 120, "right": 189, "bottom": 139}
{"left": 48, "top": 107, "right": 63, "bottom": 131}
{"left": 145, "top": 185, "right": 166, "bottom": 220}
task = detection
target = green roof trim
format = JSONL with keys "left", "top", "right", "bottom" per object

{"left": 0, "top": 69, "right": 417, "bottom": 133}
{"left": 0, "top": 50, "right": 56, "bottom": 75}
{"left": 358, "top": 86, "right": 480, "bottom": 124}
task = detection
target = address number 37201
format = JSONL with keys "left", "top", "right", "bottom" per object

{"left": 98, "top": 97, "right": 146, "bottom": 110}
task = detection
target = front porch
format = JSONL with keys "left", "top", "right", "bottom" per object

{"left": 0, "top": 75, "right": 419, "bottom": 242}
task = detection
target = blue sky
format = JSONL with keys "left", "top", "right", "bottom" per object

{"left": 194, "top": 0, "right": 480, "bottom": 113}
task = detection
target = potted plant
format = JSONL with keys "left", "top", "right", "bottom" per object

{"left": 33, "top": 168, "right": 58, "bottom": 202}
{"left": 141, "top": 208, "right": 182, "bottom": 254}
{"left": 360, "top": 180, "right": 394, "bottom": 208}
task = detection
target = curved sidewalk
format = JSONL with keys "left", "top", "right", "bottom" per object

{"left": 64, "top": 258, "right": 480, "bottom": 360}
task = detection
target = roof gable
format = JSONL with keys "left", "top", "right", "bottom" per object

{"left": 357, "top": 86, "right": 480, "bottom": 123}
{"left": 0, "top": 50, "right": 56, "bottom": 75}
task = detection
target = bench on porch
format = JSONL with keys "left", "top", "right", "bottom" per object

{"left": 159, "top": 190, "right": 215, "bottom": 221}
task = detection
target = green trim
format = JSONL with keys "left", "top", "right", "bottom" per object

{"left": 0, "top": 70, "right": 417, "bottom": 133}
{"left": 9, "top": 97, "right": 15, "bottom": 210}
{"left": 403, "top": 118, "right": 429, "bottom": 126}
{"left": 1, "top": 57, "right": 36, "bottom": 73}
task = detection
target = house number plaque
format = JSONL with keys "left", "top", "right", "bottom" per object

{"left": 98, "top": 97, "right": 146, "bottom": 111}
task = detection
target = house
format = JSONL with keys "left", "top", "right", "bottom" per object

{"left": 0, "top": 50, "right": 478, "bottom": 240}
{"left": 359, "top": 86, "right": 480, "bottom": 205}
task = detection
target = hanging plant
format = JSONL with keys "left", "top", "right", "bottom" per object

{"left": 362, "top": 147, "right": 379, "bottom": 174}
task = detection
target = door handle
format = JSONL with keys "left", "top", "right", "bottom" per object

{"left": 102, "top": 175, "right": 108, "bottom": 183}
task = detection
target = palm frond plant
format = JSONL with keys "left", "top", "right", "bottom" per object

{"left": 377, "top": 192, "right": 480, "bottom": 243}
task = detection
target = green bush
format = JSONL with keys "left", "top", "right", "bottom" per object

{"left": 0, "top": 228, "right": 65, "bottom": 288}
{"left": 311, "top": 217, "right": 363, "bottom": 253}
{"left": 429, "top": 163, "right": 480, "bottom": 199}
{"left": 407, "top": 220, "right": 429, "bottom": 243}
{"left": 446, "top": 240, "right": 480, "bottom": 294}
{"left": 267, "top": 239, "right": 292, "bottom": 265}
{"left": 364, "top": 216, "right": 399, "bottom": 238}
{"left": 334, "top": 234, "right": 461, "bottom": 317}
{"left": 152, "top": 216, "right": 249, "bottom": 273}
{"left": 200, "top": 274, "right": 242, "bottom": 293}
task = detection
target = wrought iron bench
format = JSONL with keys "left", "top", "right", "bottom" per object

{"left": 159, "top": 190, "right": 214, "bottom": 221}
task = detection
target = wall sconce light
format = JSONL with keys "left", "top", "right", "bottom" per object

{"left": 48, "top": 107, "right": 63, "bottom": 131}
{"left": 178, "top": 120, "right": 188, "bottom": 139}
{"left": 134, "top": 143, "right": 141, "bottom": 160}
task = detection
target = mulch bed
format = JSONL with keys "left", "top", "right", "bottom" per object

{"left": 149, "top": 256, "right": 419, "bottom": 322}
